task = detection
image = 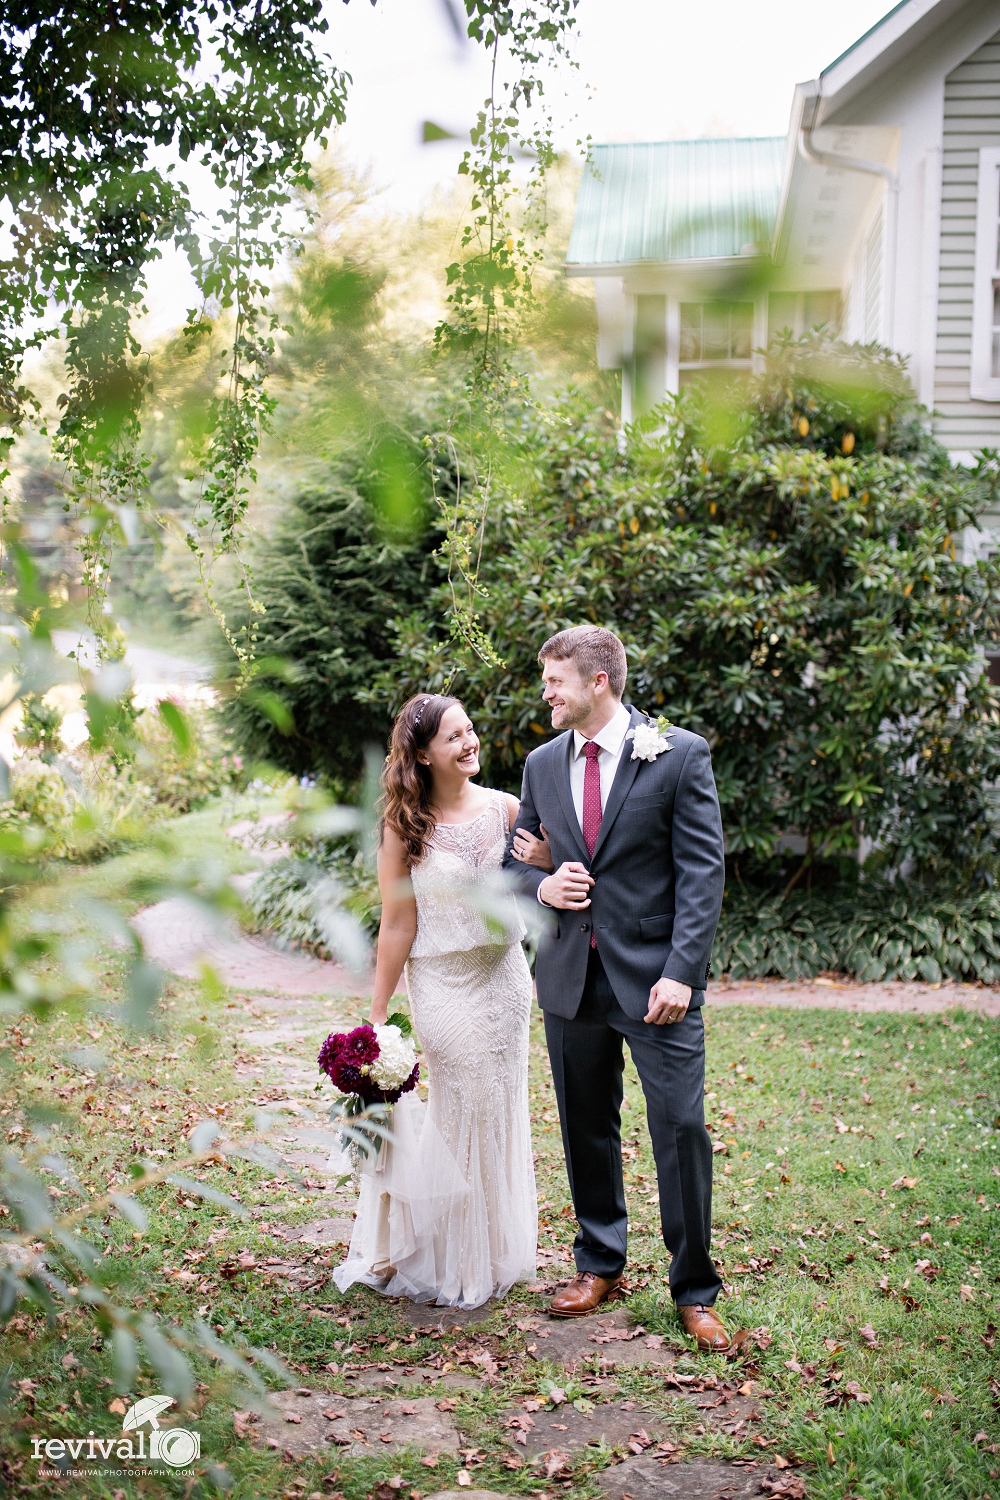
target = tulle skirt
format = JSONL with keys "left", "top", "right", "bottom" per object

{"left": 331, "top": 941, "right": 537, "bottom": 1309}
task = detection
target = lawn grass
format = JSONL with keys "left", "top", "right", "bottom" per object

{"left": 2, "top": 840, "right": 998, "bottom": 1500}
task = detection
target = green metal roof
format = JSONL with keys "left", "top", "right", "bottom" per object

{"left": 567, "top": 136, "right": 786, "bottom": 267}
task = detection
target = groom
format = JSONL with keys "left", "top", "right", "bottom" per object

{"left": 503, "top": 626, "right": 727, "bottom": 1348}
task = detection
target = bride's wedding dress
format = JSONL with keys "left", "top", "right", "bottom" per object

{"left": 332, "top": 789, "right": 537, "bottom": 1308}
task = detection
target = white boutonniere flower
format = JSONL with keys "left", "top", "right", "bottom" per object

{"left": 626, "top": 714, "right": 674, "bottom": 763}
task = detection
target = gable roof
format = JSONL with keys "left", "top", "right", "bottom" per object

{"left": 806, "top": 0, "right": 971, "bottom": 123}
{"left": 566, "top": 137, "right": 786, "bottom": 270}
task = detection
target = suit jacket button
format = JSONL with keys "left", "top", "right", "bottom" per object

{"left": 580, "top": 923, "right": 589, "bottom": 931}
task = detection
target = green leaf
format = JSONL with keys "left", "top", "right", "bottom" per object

{"left": 157, "top": 698, "right": 192, "bottom": 754}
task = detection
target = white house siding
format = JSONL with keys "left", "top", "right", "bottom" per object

{"left": 936, "top": 28, "right": 1000, "bottom": 453}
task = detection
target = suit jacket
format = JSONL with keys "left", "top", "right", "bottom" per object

{"left": 502, "top": 706, "right": 725, "bottom": 1020}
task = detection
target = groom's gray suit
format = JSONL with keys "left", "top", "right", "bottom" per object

{"left": 503, "top": 705, "right": 725, "bottom": 1305}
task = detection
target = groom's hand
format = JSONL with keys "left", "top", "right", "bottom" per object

{"left": 645, "top": 978, "right": 692, "bottom": 1025}
{"left": 538, "top": 861, "right": 594, "bottom": 909}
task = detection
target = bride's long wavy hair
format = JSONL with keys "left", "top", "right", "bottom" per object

{"left": 381, "top": 693, "right": 463, "bottom": 866}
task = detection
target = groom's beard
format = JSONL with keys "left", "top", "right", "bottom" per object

{"left": 549, "top": 695, "right": 592, "bottom": 730}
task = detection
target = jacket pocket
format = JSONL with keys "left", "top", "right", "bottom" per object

{"left": 639, "top": 912, "right": 674, "bottom": 940}
{"left": 622, "top": 792, "right": 666, "bottom": 811}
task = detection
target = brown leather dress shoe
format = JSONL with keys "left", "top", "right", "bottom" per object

{"left": 678, "top": 1303, "right": 729, "bottom": 1350}
{"left": 548, "top": 1271, "right": 623, "bottom": 1318}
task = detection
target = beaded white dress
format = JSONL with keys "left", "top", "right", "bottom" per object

{"left": 332, "top": 790, "right": 537, "bottom": 1309}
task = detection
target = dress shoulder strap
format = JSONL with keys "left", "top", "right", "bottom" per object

{"left": 491, "top": 785, "right": 511, "bottom": 819}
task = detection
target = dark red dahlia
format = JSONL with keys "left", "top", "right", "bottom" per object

{"left": 340, "top": 1024, "right": 379, "bottom": 1066}
{"left": 318, "top": 1024, "right": 419, "bottom": 1106}
{"left": 317, "top": 1031, "right": 344, "bottom": 1077}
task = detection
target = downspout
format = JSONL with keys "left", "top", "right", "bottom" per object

{"left": 798, "top": 104, "right": 899, "bottom": 346}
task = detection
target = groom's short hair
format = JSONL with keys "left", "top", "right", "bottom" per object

{"left": 538, "top": 626, "right": 628, "bottom": 698}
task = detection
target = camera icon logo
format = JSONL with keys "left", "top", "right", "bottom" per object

{"left": 149, "top": 1427, "right": 201, "bottom": 1467}
{"left": 122, "top": 1395, "right": 201, "bottom": 1468}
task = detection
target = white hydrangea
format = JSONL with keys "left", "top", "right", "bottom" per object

{"left": 627, "top": 720, "right": 673, "bottom": 763}
{"left": 370, "top": 1023, "right": 417, "bottom": 1089}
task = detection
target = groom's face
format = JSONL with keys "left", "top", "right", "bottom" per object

{"left": 542, "top": 657, "right": 598, "bottom": 730}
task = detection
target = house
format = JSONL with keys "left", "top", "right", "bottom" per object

{"left": 567, "top": 0, "right": 1000, "bottom": 473}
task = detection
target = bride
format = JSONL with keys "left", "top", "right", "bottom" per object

{"left": 332, "top": 693, "right": 541, "bottom": 1309}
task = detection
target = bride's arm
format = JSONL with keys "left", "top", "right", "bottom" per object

{"left": 504, "top": 792, "right": 554, "bottom": 871}
{"left": 370, "top": 827, "right": 418, "bottom": 1025}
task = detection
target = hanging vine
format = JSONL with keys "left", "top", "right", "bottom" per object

{"left": 434, "top": 0, "right": 581, "bottom": 665}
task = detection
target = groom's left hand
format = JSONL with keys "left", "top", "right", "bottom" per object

{"left": 645, "top": 978, "right": 692, "bottom": 1025}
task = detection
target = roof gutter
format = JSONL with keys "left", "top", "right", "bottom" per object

{"left": 797, "top": 90, "right": 899, "bottom": 343}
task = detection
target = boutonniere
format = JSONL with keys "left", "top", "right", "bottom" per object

{"left": 626, "top": 714, "right": 674, "bottom": 763}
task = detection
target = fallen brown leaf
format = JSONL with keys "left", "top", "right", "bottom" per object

{"left": 538, "top": 1448, "right": 573, "bottom": 1479}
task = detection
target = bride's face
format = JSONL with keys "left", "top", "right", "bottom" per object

{"left": 419, "top": 704, "right": 480, "bottom": 782}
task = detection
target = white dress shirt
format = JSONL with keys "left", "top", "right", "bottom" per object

{"left": 536, "top": 703, "right": 634, "bottom": 904}
{"left": 568, "top": 702, "right": 634, "bottom": 831}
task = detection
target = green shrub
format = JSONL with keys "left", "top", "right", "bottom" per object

{"left": 244, "top": 843, "right": 380, "bottom": 955}
{"left": 133, "top": 700, "right": 242, "bottom": 814}
{"left": 375, "top": 334, "right": 1000, "bottom": 890}
{"left": 0, "top": 758, "right": 77, "bottom": 856}
{"left": 14, "top": 693, "right": 64, "bottom": 764}
{"left": 715, "top": 885, "right": 1000, "bottom": 984}
{"left": 221, "top": 429, "right": 445, "bottom": 782}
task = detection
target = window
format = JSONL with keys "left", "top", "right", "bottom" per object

{"left": 678, "top": 301, "right": 753, "bottom": 385}
{"left": 767, "top": 291, "right": 842, "bottom": 341}
{"left": 970, "top": 147, "right": 1000, "bottom": 401}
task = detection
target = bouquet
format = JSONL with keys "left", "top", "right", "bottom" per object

{"left": 318, "top": 1014, "right": 418, "bottom": 1171}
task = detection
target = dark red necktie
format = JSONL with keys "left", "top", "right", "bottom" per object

{"left": 582, "top": 740, "right": 602, "bottom": 947}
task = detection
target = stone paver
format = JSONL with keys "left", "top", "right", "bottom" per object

{"left": 523, "top": 1308, "right": 678, "bottom": 1370}
{"left": 242, "top": 1390, "right": 462, "bottom": 1461}
{"left": 284, "top": 1216, "right": 356, "bottom": 1247}
{"left": 599, "top": 1454, "right": 771, "bottom": 1499}
{"left": 504, "top": 1401, "right": 672, "bottom": 1458}
{"left": 433, "top": 1494, "right": 517, "bottom": 1500}
{"left": 393, "top": 1301, "right": 502, "bottom": 1331}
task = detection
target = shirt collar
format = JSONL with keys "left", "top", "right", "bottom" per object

{"left": 573, "top": 702, "right": 633, "bottom": 759}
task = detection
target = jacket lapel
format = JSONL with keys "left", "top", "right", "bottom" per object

{"left": 590, "top": 706, "right": 644, "bottom": 862}
{"left": 554, "top": 730, "right": 590, "bottom": 864}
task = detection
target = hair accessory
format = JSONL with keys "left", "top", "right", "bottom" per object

{"left": 413, "top": 695, "right": 434, "bottom": 728}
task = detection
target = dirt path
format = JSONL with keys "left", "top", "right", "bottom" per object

{"left": 133, "top": 894, "right": 359, "bottom": 998}
{"left": 713, "top": 974, "right": 1000, "bottom": 1016}
{"left": 134, "top": 887, "right": 1000, "bottom": 1016}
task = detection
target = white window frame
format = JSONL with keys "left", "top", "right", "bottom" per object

{"left": 970, "top": 147, "right": 1000, "bottom": 401}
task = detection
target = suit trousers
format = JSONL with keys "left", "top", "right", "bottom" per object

{"left": 543, "top": 947, "right": 723, "bottom": 1306}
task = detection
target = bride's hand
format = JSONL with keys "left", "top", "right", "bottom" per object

{"left": 511, "top": 824, "right": 554, "bottom": 872}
